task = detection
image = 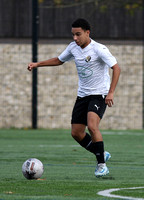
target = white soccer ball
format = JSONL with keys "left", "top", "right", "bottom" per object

{"left": 22, "top": 158, "right": 44, "bottom": 180}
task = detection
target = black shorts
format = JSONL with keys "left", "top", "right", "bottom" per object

{"left": 71, "top": 95, "right": 107, "bottom": 125}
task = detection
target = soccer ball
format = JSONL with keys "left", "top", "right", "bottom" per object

{"left": 22, "top": 158, "right": 44, "bottom": 180}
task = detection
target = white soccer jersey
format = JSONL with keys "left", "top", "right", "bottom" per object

{"left": 58, "top": 39, "right": 117, "bottom": 97}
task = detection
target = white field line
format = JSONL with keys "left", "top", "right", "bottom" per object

{"left": 102, "top": 132, "right": 144, "bottom": 136}
{"left": 97, "top": 187, "right": 144, "bottom": 200}
{"left": 1, "top": 187, "right": 144, "bottom": 200}
{"left": 38, "top": 144, "right": 80, "bottom": 147}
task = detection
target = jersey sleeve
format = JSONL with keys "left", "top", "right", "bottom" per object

{"left": 97, "top": 45, "right": 117, "bottom": 68}
{"left": 58, "top": 43, "right": 74, "bottom": 63}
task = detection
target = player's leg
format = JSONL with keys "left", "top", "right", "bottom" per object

{"left": 71, "top": 96, "right": 111, "bottom": 159}
{"left": 87, "top": 95, "right": 110, "bottom": 177}
{"left": 71, "top": 123, "right": 95, "bottom": 153}
{"left": 87, "top": 111, "right": 109, "bottom": 177}
{"left": 87, "top": 111, "right": 104, "bottom": 162}
{"left": 71, "top": 123, "right": 86, "bottom": 142}
{"left": 71, "top": 123, "right": 111, "bottom": 162}
{"left": 71, "top": 124, "right": 96, "bottom": 155}
{"left": 87, "top": 95, "right": 107, "bottom": 161}
{"left": 71, "top": 123, "right": 104, "bottom": 154}
{"left": 71, "top": 96, "right": 93, "bottom": 149}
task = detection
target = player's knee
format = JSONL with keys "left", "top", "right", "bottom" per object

{"left": 88, "top": 123, "right": 99, "bottom": 134}
{"left": 71, "top": 129, "right": 84, "bottom": 142}
{"left": 71, "top": 130, "right": 79, "bottom": 140}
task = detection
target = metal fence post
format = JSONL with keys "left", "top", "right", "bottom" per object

{"left": 142, "top": 0, "right": 144, "bottom": 129}
{"left": 32, "top": 0, "right": 39, "bottom": 129}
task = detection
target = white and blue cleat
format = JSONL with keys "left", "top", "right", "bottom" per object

{"left": 95, "top": 151, "right": 111, "bottom": 177}
{"left": 95, "top": 163, "right": 109, "bottom": 177}
{"left": 104, "top": 151, "right": 111, "bottom": 162}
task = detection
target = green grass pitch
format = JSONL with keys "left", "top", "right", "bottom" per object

{"left": 0, "top": 129, "right": 144, "bottom": 200}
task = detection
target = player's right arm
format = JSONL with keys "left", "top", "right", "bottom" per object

{"left": 27, "top": 57, "right": 64, "bottom": 71}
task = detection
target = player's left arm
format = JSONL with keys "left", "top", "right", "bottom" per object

{"left": 105, "top": 63, "right": 121, "bottom": 107}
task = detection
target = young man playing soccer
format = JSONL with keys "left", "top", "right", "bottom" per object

{"left": 28, "top": 18, "right": 121, "bottom": 177}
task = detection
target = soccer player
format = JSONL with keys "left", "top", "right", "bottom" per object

{"left": 28, "top": 18, "right": 121, "bottom": 177}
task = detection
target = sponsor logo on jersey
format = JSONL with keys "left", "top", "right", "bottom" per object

{"left": 85, "top": 56, "right": 91, "bottom": 62}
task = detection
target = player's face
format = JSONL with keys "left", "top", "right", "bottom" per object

{"left": 71, "top": 27, "right": 90, "bottom": 48}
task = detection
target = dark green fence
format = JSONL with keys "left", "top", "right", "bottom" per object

{"left": 0, "top": 0, "right": 143, "bottom": 39}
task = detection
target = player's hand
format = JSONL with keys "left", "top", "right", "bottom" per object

{"left": 27, "top": 62, "right": 38, "bottom": 71}
{"left": 105, "top": 92, "right": 114, "bottom": 107}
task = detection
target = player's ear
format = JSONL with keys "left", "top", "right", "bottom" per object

{"left": 86, "top": 30, "right": 90, "bottom": 35}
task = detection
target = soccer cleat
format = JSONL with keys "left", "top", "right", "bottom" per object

{"left": 95, "top": 163, "right": 109, "bottom": 177}
{"left": 104, "top": 151, "right": 111, "bottom": 162}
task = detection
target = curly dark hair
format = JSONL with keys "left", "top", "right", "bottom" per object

{"left": 72, "top": 18, "right": 91, "bottom": 31}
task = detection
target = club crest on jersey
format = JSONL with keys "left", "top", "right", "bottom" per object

{"left": 85, "top": 56, "right": 91, "bottom": 62}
